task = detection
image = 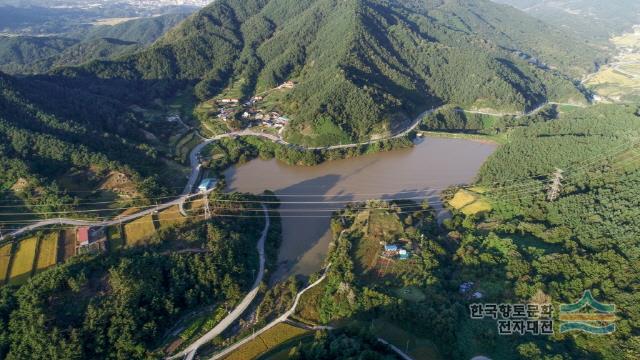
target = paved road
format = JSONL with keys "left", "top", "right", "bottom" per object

{"left": 209, "top": 263, "right": 332, "bottom": 360}
{"left": 6, "top": 100, "right": 582, "bottom": 240}
{"left": 169, "top": 204, "right": 269, "bottom": 360}
{"left": 206, "top": 259, "right": 414, "bottom": 360}
{"left": 7, "top": 192, "right": 208, "bottom": 239}
{"left": 458, "top": 101, "right": 585, "bottom": 118}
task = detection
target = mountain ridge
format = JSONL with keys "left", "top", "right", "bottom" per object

{"left": 53, "top": 0, "right": 603, "bottom": 143}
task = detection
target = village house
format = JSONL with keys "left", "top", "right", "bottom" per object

{"left": 383, "top": 243, "right": 410, "bottom": 260}
{"left": 76, "top": 226, "right": 107, "bottom": 254}
{"left": 219, "top": 98, "right": 240, "bottom": 104}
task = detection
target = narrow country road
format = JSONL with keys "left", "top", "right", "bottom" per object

{"left": 206, "top": 260, "right": 414, "bottom": 360}
{"left": 169, "top": 204, "right": 269, "bottom": 360}
{"left": 7, "top": 100, "right": 581, "bottom": 240}
{"left": 208, "top": 263, "right": 332, "bottom": 360}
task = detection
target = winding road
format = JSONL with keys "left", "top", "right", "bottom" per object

{"left": 206, "top": 261, "right": 414, "bottom": 360}
{"left": 208, "top": 263, "right": 332, "bottom": 360}
{"left": 6, "top": 100, "right": 582, "bottom": 240}
{"left": 169, "top": 204, "right": 269, "bottom": 360}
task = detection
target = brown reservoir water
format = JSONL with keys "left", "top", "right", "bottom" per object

{"left": 224, "top": 137, "right": 496, "bottom": 279}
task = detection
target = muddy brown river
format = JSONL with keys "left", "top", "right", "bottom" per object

{"left": 224, "top": 136, "right": 497, "bottom": 279}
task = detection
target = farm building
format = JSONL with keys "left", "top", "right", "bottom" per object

{"left": 384, "top": 244, "right": 398, "bottom": 252}
{"left": 76, "top": 226, "right": 107, "bottom": 254}
{"left": 198, "top": 178, "right": 217, "bottom": 192}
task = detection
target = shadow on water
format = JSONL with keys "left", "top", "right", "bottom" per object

{"left": 224, "top": 136, "right": 497, "bottom": 282}
{"left": 267, "top": 174, "right": 353, "bottom": 282}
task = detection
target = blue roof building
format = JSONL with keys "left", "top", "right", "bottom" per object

{"left": 198, "top": 178, "right": 217, "bottom": 192}
{"left": 384, "top": 245, "right": 398, "bottom": 252}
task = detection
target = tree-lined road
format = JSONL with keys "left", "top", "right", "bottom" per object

{"left": 208, "top": 263, "right": 332, "bottom": 360}
{"left": 169, "top": 204, "right": 269, "bottom": 360}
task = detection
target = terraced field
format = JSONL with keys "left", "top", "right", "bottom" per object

{"left": 585, "top": 27, "right": 640, "bottom": 101}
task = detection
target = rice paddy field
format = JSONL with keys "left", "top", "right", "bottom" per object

{"left": 35, "top": 232, "right": 58, "bottom": 272}
{"left": 0, "top": 243, "right": 13, "bottom": 283}
{"left": 223, "top": 323, "right": 310, "bottom": 360}
{"left": 124, "top": 215, "right": 157, "bottom": 246}
{"left": 585, "top": 30, "right": 640, "bottom": 101}
{"left": 449, "top": 189, "right": 492, "bottom": 216}
{"left": 9, "top": 236, "right": 37, "bottom": 285}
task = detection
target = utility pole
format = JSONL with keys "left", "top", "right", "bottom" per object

{"left": 203, "top": 191, "right": 212, "bottom": 220}
{"left": 547, "top": 168, "right": 564, "bottom": 202}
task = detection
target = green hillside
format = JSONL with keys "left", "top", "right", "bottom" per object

{"left": 304, "top": 105, "right": 640, "bottom": 359}
{"left": 0, "top": 36, "right": 77, "bottom": 74}
{"left": 57, "top": 0, "right": 603, "bottom": 144}
{"left": 0, "top": 72, "right": 177, "bottom": 216}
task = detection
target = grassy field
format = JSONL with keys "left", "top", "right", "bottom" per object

{"left": 223, "top": 323, "right": 310, "bottom": 360}
{"left": 369, "top": 319, "right": 443, "bottom": 360}
{"left": 107, "top": 225, "right": 125, "bottom": 251}
{"left": 35, "top": 232, "right": 58, "bottom": 272}
{"left": 158, "top": 206, "right": 187, "bottom": 229}
{"left": 174, "top": 132, "right": 200, "bottom": 163}
{"left": 124, "top": 215, "right": 157, "bottom": 246}
{"left": 9, "top": 237, "right": 37, "bottom": 285}
{"left": 0, "top": 243, "right": 13, "bottom": 284}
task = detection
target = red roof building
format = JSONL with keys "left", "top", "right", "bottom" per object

{"left": 77, "top": 227, "right": 91, "bottom": 246}
{"left": 76, "top": 226, "right": 106, "bottom": 248}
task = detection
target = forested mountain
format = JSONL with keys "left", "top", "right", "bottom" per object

{"left": 0, "top": 194, "right": 271, "bottom": 359}
{"left": 0, "top": 13, "right": 190, "bottom": 74}
{"left": 493, "top": 0, "right": 640, "bottom": 41}
{"left": 304, "top": 105, "right": 640, "bottom": 359}
{"left": 0, "top": 36, "right": 76, "bottom": 74}
{"left": 0, "top": 72, "right": 173, "bottom": 213}
{"left": 57, "top": 0, "right": 603, "bottom": 142}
